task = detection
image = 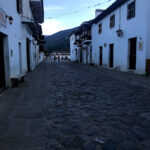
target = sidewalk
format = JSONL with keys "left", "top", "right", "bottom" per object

{"left": 0, "top": 62, "right": 47, "bottom": 150}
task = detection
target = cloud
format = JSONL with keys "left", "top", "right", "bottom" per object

{"left": 41, "top": 19, "right": 67, "bottom": 35}
{"left": 44, "top": 5, "right": 65, "bottom": 11}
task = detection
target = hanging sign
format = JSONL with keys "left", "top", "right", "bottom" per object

{"left": 0, "top": 8, "right": 6, "bottom": 27}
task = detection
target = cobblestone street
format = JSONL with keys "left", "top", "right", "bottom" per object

{"left": 0, "top": 60, "right": 150, "bottom": 150}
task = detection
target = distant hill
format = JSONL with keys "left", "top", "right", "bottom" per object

{"left": 45, "top": 27, "right": 77, "bottom": 52}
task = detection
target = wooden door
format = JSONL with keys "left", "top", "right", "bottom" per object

{"left": 99, "top": 46, "right": 103, "bottom": 66}
{"left": 90, "top": 46, "right": 92, "bottom": 64}
{"left": 19, "top": 43, "right": 22, "bottom": 75}
{"left": 26, "top": 39, "right": 31, "bottom": 72}
{"left": 109, "top": 44, "right": 114, "bottom": 68}
{"left": 129, "top": 38, "right": 137, "bottom": 70}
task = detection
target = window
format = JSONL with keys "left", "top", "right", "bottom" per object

{"left": 17, "top": 0, "right": 22, "bottom": 14}
{"left": 127, "top": 0, "right": 135, "bottom": 20}
{"left": 110, "top": 15, "right": 115, "bottom": 28}
{"left": 98, "top": 23, "right": 102, "bottom": 34}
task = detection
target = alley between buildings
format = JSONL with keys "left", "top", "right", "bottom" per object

{"left": 0, "top": 60, "right": 150, "bottom": 150}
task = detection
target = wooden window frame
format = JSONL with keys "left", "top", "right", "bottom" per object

{"left": 110, "top": 14, "right": 115, "bottom": 28}
{"left": 98, "top": 23, "right": 102, "bottom": 34}
{"left": 127, "top": 0, "right": 135, "bottom": 20}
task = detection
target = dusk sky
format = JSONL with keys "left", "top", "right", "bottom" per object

{"left": 42, "top": 0, "right": 115, "bottom": 35}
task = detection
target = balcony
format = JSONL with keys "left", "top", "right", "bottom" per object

{"left": 30, "top": 0, "right": 44, "bottom": 23}
{"left": 73, "top": 34, "right": 81, "bottom": 45}
{"left": 81, "top": 30, "right": 91, "bottom": 45}
{"left": 38, "top": 35, "right": 46, "bottom": 45}
{"left": 74, "top": 39, "right": 82, "bottom": 46}
{"left": 22, "top": 20, "right": 42, "bottom": 40}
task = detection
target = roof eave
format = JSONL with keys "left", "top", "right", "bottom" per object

{"left": 30, "top": 0, "right": 44, "bottom": 24}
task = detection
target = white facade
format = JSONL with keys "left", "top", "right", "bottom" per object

{"left": 92, "top": 0, "right": 150, "bottom": 74}
{"left": 39, "top": 52, "right": 45, "bottom": 63}
{"left": 70, "top": 23, "right": 92, "bottom": 64}
{"left": 70, "top": 34, "right": 78, "bottom": 62}
{"left": 70, "top": 37, "right": 92, "bottom": 64}
{"left": 70, "top": 0, "right": 150, "bottom": 75}
{"left": 0, "top": 0, "right": 44, "bottom": 87}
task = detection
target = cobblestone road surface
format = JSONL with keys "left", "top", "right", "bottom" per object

{"left": 0, "top": 60, "right": 150, "bottom": 150}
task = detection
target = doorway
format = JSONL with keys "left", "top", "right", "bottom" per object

{"left": 26, "top": 39, "right": 31, "bottom": 72}
{"left": 75, "top": 49, "right": 77, "bottom": 61}
{"left": 99, "top": 46, "right": 103, "bottom": 66}
{"left": 109, "top": 44, "right": 114, "bottom": 68}
{"left": 80, "top": 48, "right": 82, "bottom": 63}
{"left": 86, "top": 48, "right": 88, "bottom": 64}
{"left": 90, "top": 46, "right": 92, "bottom": 64}
{"left": 18, "top": 43, "right": 22, "bottom": 75}
{"left": 129, "top": 38, "right": 137, "bottom": 70}
{"left": 0, "top": 34, "right": 5, "bottom": 87}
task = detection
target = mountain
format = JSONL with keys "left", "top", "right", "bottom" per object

{"left": 45, "top": 27, "right": 77, "bottom": 52}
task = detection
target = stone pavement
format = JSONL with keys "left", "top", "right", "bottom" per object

{"left": 0, "top": 60, "right": 150, "bottom": 150}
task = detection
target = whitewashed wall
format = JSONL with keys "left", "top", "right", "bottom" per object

{"left": 0, "top": 0, "right": 24, "bottom": 79}
{"left": 70, "top": 34, "right": 77, "bottom": 61}
{"left": 0, "top": 0, "right": 42, "bottom": 86}
{"left": 92, "top": 0, "right": 150, "bottom": 74}
{"left": 87, "top": 45, "right": 92, "bottom": 64}
{"left": 39, "top": 52, "right": 45, "bottom": 63}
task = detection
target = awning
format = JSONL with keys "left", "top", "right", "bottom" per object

{"left": 30, "top": 0, "right": 44, "bottom": 23}
{"left": 22, "top": 21, "right": 42, "bottom": 39}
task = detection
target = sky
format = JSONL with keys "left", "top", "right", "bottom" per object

{"left": 41, "top": 0, "right": 116, "bottom": 35}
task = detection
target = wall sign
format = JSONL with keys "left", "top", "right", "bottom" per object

{"left": 138, "top": 41, "right": 143, "bottom": 51}
{"left": 104, "top": 43, "right": 107, "bottom": 47}
{"left": 0, "top": 8, "right": 6, "bottom": 27}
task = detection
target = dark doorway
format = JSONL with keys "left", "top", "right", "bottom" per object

{"left": 0, "top": 34, "right": 5, "bottom": 87}
{"left": 90, "top": 46, "right": 92, "bottom": 64}
{"left": 75, "top": 49, "right": 77, "bottom": 60}
{"left": 26, "top": 39, "right": 31, "bottom": 72}
{"left": 109, "top": 44, "right": 114, "bottom": 68}
{"left": 86, "top": 49, "right": 88, "bottom": 64}
{"left": 80, "top": 49, "right": 82, "bottom": 63}
{"left": 129, "top": 38, "right": 137, "bottom": 70}
{"left": 99, "top": 46, "right": 103, "bottom": 66}
{"left": 18, "top": 43, "right": 22, "bottom": 75}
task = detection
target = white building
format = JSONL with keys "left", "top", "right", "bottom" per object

{"left": 70, "top": 21, "right": 93, "bottom": 64}
{"left": 70, "top": 33, "right": 78, "bottom": 62}
{"left": 0, "top": 0, "right": 44, "bottom": 87}
{"left": 92, "top": 0, "right": 150, "bottom": 75}
{"left": 70, "top": 0, "right": 150, "bottom": 75}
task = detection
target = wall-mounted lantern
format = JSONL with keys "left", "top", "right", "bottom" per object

{"left": 116, "top": 29, "right": 123, "bottom": 37}
{"left": 6, "top": 15, "right": 13, "bottom": 25}
{"left": 9, "top": 16, "right": 13, "bottom": 24}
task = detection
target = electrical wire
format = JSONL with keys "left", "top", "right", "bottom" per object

{"left": 45, "top": 0, "right": 112, "bottom": 19}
